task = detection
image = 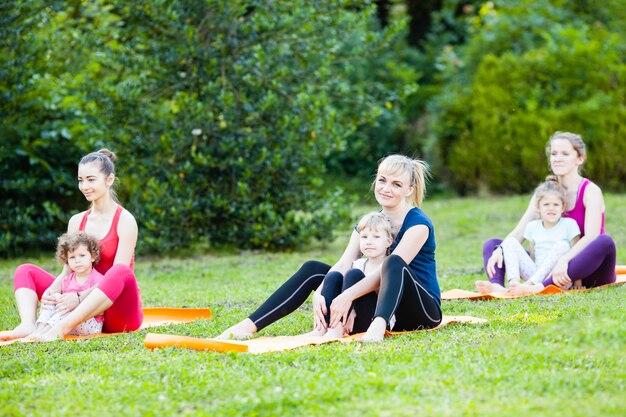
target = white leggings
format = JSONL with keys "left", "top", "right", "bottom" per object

{"left": 501, "top": 237, "right": 570, "bottom": 284}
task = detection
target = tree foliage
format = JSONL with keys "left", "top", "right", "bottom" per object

{"left": 1, "top": 1, "right": 413, "bottom": 254}
{"left": 426, "top": 0, "right": 626, "bottom": 194}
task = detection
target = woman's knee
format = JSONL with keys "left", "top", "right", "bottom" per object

{"left": 381, "top": 254, "right": 407, "bottom": 282}
{"left": 299, "top": 260, "right": 331, "bottom": 274}
{"left": 594, "top": 234, "right": 616, "bottom": 253}
{"left": 483, "top": 237, "right": 503, "bottom": 259}
{"left": 382, "top": 254, "right": 405, "bottom": 269}
{"left": 14, "top": 263, "right": 37, "bottom": 277}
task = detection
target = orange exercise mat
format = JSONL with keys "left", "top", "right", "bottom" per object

{"left": 0, "top": 307, "right": 212, "bottom": 346}
{"left": 143, "top": 315, "right": 487, "bottom": 354}
{"left": 442, "top": 268, "right": 626, "bottom": 301}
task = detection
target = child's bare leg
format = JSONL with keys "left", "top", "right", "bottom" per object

{"left": 475, "top": 280, "right": 506, "bottom": 294}
{"left": 216, "top": 318, "right": 258, "bottom": 340}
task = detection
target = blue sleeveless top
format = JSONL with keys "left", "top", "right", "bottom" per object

{"left": 389, "top": 207, "right": 440, "bottom": 307}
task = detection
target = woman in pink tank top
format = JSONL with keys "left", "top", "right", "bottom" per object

{"left": 478, "top": 131, "right": 616, "bottom": 295}
{"left": 0, "top": 149, "right": 143, "bottom": 341}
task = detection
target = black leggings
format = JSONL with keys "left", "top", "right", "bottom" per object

{"left": 249, "top": 256, "right": 442, "bottom": 333}
{"left": 320, "top": 269, "right": 378, "bottom": 334}
{"left": 249, "top": 260, "right": 330, "bottom": 331}
{"left": 375, "top": 254, "right": 442, "bottom": 331}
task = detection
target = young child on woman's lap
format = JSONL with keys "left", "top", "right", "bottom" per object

{"left": 28, "top": 232, "right": 105, "bottom": 338}
{"left": 494, "top": 178, "right": 580, "bottom": 293}
{"left": 312, "top": 212, "right": 394, "bottom": 338}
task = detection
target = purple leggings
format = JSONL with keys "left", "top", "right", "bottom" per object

{"left": 482, "top": 235, "right": 617, "bottom": 288}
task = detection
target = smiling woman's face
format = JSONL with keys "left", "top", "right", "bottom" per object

{"left": 374, "top": 169, "right": 414, "bottom": 209}
{"left": 77, "top": 162, "right": 113, "bottom": 202}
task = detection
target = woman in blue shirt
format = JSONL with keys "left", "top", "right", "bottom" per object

{"left": 217, "top": 154, "right": 442, "bottom": 342}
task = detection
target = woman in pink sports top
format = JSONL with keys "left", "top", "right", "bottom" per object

{"left": 477, "top": 131, "right": 616, "bottom": 295}
{"left": 0, "top": 149, "right": 143, "bottom": 341}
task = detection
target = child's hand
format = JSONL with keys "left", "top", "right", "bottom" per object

{"left": 41, "top": 292, "right": 58, "bottom": 306}
{"left": 329, "top": 292, "right": 353, "bottom": 329}
{"left": 55, "top": 293, "right": 80, "bottom": 313}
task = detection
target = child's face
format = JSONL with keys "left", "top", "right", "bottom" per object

{"left": 67, "top": 244, "right": 95, "bottom": 275}
{"left": 537, "top": 193, "right": 564, "bottom": 224}
{"left": 359, "top": 227, "right": 393, "bottom": 259}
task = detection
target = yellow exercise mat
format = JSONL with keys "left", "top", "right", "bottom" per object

{"left": 143, "top": 315, "right": 487, "bottom": 354}
{"left": 442, "top": 270, "right": 626, "bottom": 301}
{"left": 0, "top": 307, "right": 212, "bottom": 346}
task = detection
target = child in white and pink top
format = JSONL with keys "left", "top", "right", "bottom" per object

{"left": 29, "top": 232, "right": 105, "bottom": 337}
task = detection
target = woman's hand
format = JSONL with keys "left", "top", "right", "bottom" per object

{"left": 329, "top": 292, "right": 353, "bottom": 329}
{"left": 550, "top": 258, "right": 571, "bottom": 287}
{"left": 312, "top": 292, "right": 327, "bottom": 332}
{"left": 486, "top": 247, "right": 503, "bottom": 278}
{"left": 54, "top": 293, "right": 80, "bottom": 313}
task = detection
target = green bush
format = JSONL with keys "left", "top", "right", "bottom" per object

{"left": 428, "top": 0, "right": 626, "bottom": 194}
{"left": 324, "top": 19, "right": 420, "bottom": 179}
{"left": 0, "top": 1, "right": 412, "bottom": 254}
{"left": 0, "top": 1, "right": 111, "bottom": 255}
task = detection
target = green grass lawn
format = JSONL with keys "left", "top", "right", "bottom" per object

{"left": 1, "top": 195, "right": 625, "bottom": 417}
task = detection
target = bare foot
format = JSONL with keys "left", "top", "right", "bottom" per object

{"left": 360, "top": 317, "right": 387, "bottom": 343}
{"left": 24, "top": 323, "right": 50, "bottom": 340}
{"left": 216, "top": 318, "right": 257, "bottom": 340}
{"left": 32, "top": 328, "right": 63, "bottom": 342}
{"left": 475, "top": 280, "right": 506, "bottom": 294}
{"left": 323, "top": 325, "right": 345, "bottom": 339}
{"left": 0, "top": 322, "right": 36, "bottom": 341}
{"left": 572, "top": 281, "right": 584, "bottom": 290}
{"left": 301, "top": 327, "right": 327, "bottom": 337}
{"left": 509, "top": 281, "right": 543, "bottom": 296}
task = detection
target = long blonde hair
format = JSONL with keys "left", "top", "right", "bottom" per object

{"left": 374, "top": 155, "right": 430, "bottom": 207}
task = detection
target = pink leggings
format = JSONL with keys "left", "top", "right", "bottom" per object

{"left": 14, "top": 263, "right": 143, "bottom": 333}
